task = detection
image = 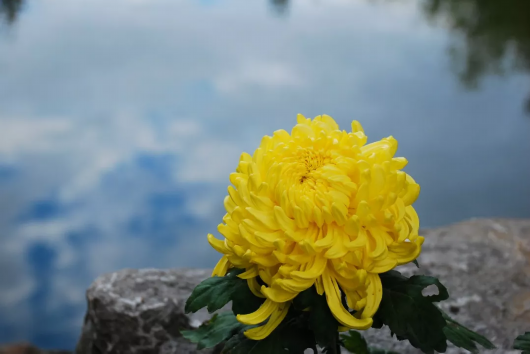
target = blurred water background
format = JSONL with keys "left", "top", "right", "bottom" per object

{"left": 0, "top": 0, "right": 529, "bottom": 349}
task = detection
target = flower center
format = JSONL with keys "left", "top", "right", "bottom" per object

{"left": 297, "top": 149, "right": 331, "bottom": 185}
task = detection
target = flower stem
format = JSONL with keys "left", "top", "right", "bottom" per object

{"left": 332, "top": 332, "right": 341, "bottom": 354}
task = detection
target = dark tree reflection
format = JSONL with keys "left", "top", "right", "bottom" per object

{"left": 0, "top": 0, "right": 24, "bottom": 25}
{"left": 270, "top": 0, "right": 289, "bottom": 16}
{"left": 422, "top": 0, "right": 530, "bottom": 113}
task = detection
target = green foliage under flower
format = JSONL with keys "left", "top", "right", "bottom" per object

{"left": 184, "top": 268, "right": 264, "bottom": 315}
{"left": 183, "top": 269, "right": 495, "bottom": 354}
{"left": 514, "top": 332, "right": 530, "bottom": 354}
{"left": 340, "top": 331, "right": 399, "bottom": 354}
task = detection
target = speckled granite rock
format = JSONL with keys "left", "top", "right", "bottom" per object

{"left": 75, "top": 268, "right": 222, "bottom": 354}
{"left": 76, "top": 219, "right": 530, "bottom": 354}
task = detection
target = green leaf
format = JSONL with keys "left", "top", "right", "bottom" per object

{"left": 514, "top": 331, "right": 530, "bottom": 354}
{"left": 340, "top": 331, "right": 369, "bottom": 354}
{"left": 223, "top": 330, "right": 289, "bottom": 353}
{"left": 181, "top": 312, "right": 246, "bottom": 350}
{"left": 230, "top": 278, "right": 264, "bottom": 316}
{"left": 341, "top": 330, "right": 400, "bottom": 354}
{"left": 293, "top": 286, "right": 339, "bottom": 349}
{"left": 185, "top": 269, "right": 243, "bottom": 313}
{"left": 442, "top": 312, "right": 495, "bottom": 353}
{"left": 185, "top": 271, "right": 318, "bottom": 353}
{"left": 222, "top": 316, "right": 315, "bottom": 354}
{"left": 185, "top": 268, "right": 264, "bottom": 315}
{"left": 412, "top": 259, "right": 420, "bottom": 268}
{"left": 374, "top": 270, "right": 449, "bottom": 353}
{"left": 280, "top": 317, "right": 317, "bottom": 354}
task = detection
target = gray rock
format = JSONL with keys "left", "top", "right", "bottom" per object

{"left": 77, "top": 219, "right": 530, "bottom": 354}
{"left": 75, "top": 268, "right": 222, "bottom": 354}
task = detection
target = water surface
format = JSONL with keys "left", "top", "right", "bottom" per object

{"left": 0, "top": 0, "right": 529, "bottom": 349}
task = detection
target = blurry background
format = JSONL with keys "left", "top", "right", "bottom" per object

{"left": 0, "top": 0, "right": 529, "bottom": 349}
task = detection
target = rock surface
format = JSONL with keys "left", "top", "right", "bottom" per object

{"left": 76, "top": 218, "right": 530, "bottom": 354}
{"left": 75, "top": 268, "right": 221, "bottom": 354}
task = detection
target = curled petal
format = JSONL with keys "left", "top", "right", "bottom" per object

{"left": 228, "top": 185, "right": 245, "bottom": 208}
{"left": 404, "top": 205, "right": 420, "bottom": 236}
{"left": 212, "top": 256, "right": 230, "bottom": 277}
{"left": 351, "top": 120, "right": 364, "bottom": 133}
{"left": 315, "top": 225, "right": 337, "bottom": 249}
{"left": 389, "top": 240, "right": 422, "bottom": 265}
{"left": 322, "top": 270, "right": 373, "bottom": 329}
{"left": 238, "top": 266, "right": 259, "bottom": 279}
{"left": 315, "top": 276, "right": 325, "bottom": 295}
{"left": 370, "top": 256, "right": 398, "bottom": 273}
{"left": 366, "top": 228, "right": 388, "bottom": 260}
{"left": 246, "top": 207, "right": 279, "bottom": 230}
{"left": 325, "top": 230, "right": 349, "bottom": 259}
{"left": 261, "top": 285, "right": 298, "bottom": 302}
{"left": 274, "top": 205, "right": 297, "bottom": 232}
{"left": 276, "top": 277, "right": 314, "bottom": 293}
{"left": 243, "top": 302, "right": 290, "bottom": 340}
{"left": 252, "top": 255, "right": 280, "bottom": 267}
{"left": 247, "top": 277, "right": 265, "bottom": 298}
{"left": 254, "top": 230, "right": 283, "bottom": 244}
{"left": 402, "top": 175, "right": 420, "bottom": 206}
{"left": 237, "top": 299, "right": 279, "bottom": 324}
{"left": 291, "top": 256, "right": 327, "bottom": 280}
{"left": 208, "top": 233, "right": 230, "bottom": 254}
{"left": 361, "top": 273, "right": 383, "bottom": 318}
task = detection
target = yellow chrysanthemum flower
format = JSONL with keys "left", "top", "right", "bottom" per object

{"left": 208, "top": 114, "right": 423, "bottom": 340}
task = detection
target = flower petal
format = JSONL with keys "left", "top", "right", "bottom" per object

{"left": 322, "top": 270, "right": 373, "bottom": 329}
{"left": 361, "top": 273, "right": 383, "bottom": 318}
{"left": 243, "top": 302, "right": 290, "bottom": 340}
{"left": 212, "top": 256, "right": 230, "bottom": 277}
{"left": 237, "top": 299, "right": 279, "bottom": 324}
